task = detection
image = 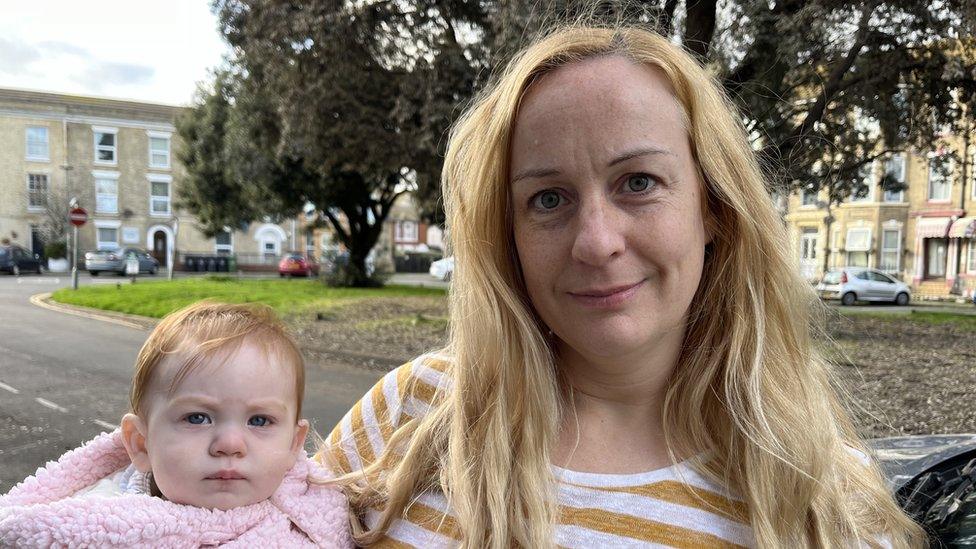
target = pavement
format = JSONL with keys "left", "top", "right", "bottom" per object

{"left": 0, "top": 271, "right": 385, "bottom": 494}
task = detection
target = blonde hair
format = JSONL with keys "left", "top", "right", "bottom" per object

{"left": 130, "top": 300, "right": 305, "bottom": 419}
{"left": 331, "top": 25, "right": 925, "bottom": 547}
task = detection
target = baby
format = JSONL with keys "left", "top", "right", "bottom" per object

{"left": 0, "top": 301, "right": 352, "bottom": 547}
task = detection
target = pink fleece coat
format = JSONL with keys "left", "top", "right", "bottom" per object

{"left": 0, "top": 430, "right": 353, "bottom": 548}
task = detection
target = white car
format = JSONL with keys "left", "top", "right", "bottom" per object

{"left": 429, "top": 256, "right": 454, "bottom": 281}
{"left": 816, "top": 267, "right": 911, "bottom": 306}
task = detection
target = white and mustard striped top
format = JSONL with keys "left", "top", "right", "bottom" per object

{"left": 322, "top": 354, "right": 756, "bottom": 548}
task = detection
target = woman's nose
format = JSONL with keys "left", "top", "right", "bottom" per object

{"left": 571, "top": 198, "right": 625, "bottom": 266}
{"left": 209, "top": 426, "right": 247, "bottom": 457}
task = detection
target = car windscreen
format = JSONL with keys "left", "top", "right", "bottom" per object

{"left": 0, "top": 248, "right": 6, "bottom": 257}
{"left": 822, "top": 271, "right": 843, "bottom": 284}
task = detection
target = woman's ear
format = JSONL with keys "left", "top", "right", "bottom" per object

{"left": 121, "top": 413, "right": 152, "bottom": 473}
{"left": 292, "top": 418, "right": 310, "bottom": 454}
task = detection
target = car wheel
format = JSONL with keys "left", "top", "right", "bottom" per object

{"left": 279, "top": 273, "right": 285, "bottom": 278}
{"left": 841, "top": 292, "right": 856, "bottom": 306}
{"left": 12, "top": 265, "right": 20, "bottom": 276}
{"left": 151, "top": 267, "right": 157, "bottom": 275}
{"left": 443, "top": 271, "right": 452, "bottom": 283}
{"left": 90, "top": 271, "right": 99, "bottom": 277}
{"left": 895, "top": 292, "right": 910, "bottom": 306}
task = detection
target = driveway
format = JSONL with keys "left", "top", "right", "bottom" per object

{"left": 0, "top": 272, "right": 382, "bottom": 494}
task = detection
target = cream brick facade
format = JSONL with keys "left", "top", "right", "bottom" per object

{"left": 0, "top": 88, "right": 294, "bottom": 271}
{"left": 784, "top": 137, "right": 976, "bottom": 298}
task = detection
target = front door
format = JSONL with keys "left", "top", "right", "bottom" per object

{"left": 799, "top": 229, "right": 819, "bottom": 280}
{"left": 925, "top": 238, "right": 947, "bottom": 278}
{"left": 152, "top": 231, "right": 167, "bottom": 266}
{"left": 30, "top": 226, "right": 45, "bottom": 261}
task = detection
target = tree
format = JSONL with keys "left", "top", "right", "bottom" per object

{"left": 177, "top": 0, "right": 491, "bottom": 286}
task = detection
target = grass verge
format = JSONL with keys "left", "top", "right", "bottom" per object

{"left": 837, "top": 309, "right": 976, "bottom": 331}
{"left": 50, "top": 276, "right": 446, "bottom": 319}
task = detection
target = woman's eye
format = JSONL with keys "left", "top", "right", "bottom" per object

{"left": 532, "top": 190, "right": 562, "bottom": 210}
{"left": 186, "top": 413, "right": 211, "bottom": 425}
{"left": 625, "top": 174, "right": 654, "bottom": 193}
{"left": 248, "top": 415, "right": 271, "bottom": 427}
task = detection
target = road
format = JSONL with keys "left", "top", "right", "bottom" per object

{"left": 0, "top": 272, "right": 383, "bottom": 494}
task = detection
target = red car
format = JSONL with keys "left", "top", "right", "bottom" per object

{"left": 278, "top": 253, "right": 320, "bottom": 277}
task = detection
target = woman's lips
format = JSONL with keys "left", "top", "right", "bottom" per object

{"left": 568, "top": 279, "right": 645, "bottom": 308}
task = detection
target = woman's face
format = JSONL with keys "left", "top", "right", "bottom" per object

{"left": 510, "top": 55, "right": 710, "bottom": 364}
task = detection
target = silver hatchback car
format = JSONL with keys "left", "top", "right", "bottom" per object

{"left": 817, "top": 267, "right": 912, "bottom": 306}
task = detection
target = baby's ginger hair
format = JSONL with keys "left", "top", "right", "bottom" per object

{"left": 130, "top": 300, "right": 305, "bottom": 419}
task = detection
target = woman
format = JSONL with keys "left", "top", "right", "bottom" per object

{"left": 319, "top": 25, "right": 924, "bottom": 548}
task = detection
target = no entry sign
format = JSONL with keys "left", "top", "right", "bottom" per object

{"left": 69, "top": 207, "right": 88, "bottom": 227}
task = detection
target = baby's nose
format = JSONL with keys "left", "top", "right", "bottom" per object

{"left": 209, "top": 426, "right": 247, "bottom": 457}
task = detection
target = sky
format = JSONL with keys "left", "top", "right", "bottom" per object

{"left": 0, "top": 1, "right": 230, "bottom": 106}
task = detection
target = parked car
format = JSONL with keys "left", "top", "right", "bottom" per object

{"left": 870, "top": 434, "right": 976, "bottom": 546}
{"left": 0, "top": 244, "right": 42, "bottom": 275}
{"left": 429, "top": 256, "right": 454, "bottom": 281}
{"left": 85, "top": 248, "right": 159, "bottom": 276}
{"left": 278, "top": 252, "right": 319, "bottom": 277}
{"left": 816, "top": 267, "right": 911, "bottom": 306}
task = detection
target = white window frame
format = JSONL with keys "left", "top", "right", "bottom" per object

{"left": 147, "top": 130, "right": 171, "bottom": 169}
{"left": 880, "top": 228, "right": 901, "bottom": 274}
{"left": 93, "top": 126, "right": 118, "bottom": 166}
{"left": 93, "top": 170, "right": 120, "bottom": 214}
{"left": 883, "top": 154, "right": 906, "bottom": 203}
{"left": 968, "top": 241, "right": 976, "bottom": 273}
{"left": 849, "top": 162, "right": 874, "bottom": 203}
{"left": 94, "top": 219, "right": 122, "bottom": 250}
{"left": 395, "top": 220, "right": 419, "bottom": 242}
{"left": 845, "top": 227, "right": 872, "bottom": 252}
{"left": 26, "top": 126, "right": 50, "bottom": 162}
{"left": 800, "top": 187, "right": 817, "bottom": 207}
{"left": 215, "top": 229, "right": 234, "bottom": 254}
{"left": 26, "top": 172, "right": 49, "bottom": 211}
{"left": 927, "top": 155, "right": 953, "bottom": 202}
{"left": 148, "top": 174, "right": 172, "bottom": 217}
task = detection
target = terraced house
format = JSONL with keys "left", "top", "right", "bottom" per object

{"left": 0, "top": 88, "right": 303, "bottom": 272}
{"left": 785, "top": 136, "right": 976, "bottom": 300}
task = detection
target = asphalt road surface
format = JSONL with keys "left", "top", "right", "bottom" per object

{"left": 0, "top": 272, "right": 382, "bottom": 494}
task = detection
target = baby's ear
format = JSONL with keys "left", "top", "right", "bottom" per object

{"left": 120, "top": 413, "right": 152, "bottom": 473}
{"left": 291, "top": 419, "right": 310, "bottom": 454}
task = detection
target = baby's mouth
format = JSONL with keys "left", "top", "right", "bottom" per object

{"left": 207, "top": 470, "right": 246, "bottom": 480}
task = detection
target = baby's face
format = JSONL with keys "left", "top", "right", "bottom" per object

{"left": 139, "top": 342, "right": 306, "bottom": 510}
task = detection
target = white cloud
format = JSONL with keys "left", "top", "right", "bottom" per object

{"left": 0, "top": 1, "right": 229, "bottom": 105}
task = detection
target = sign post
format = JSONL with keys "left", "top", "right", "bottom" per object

{"left": 69, "top": 206, "right": 87, "bottom": 290}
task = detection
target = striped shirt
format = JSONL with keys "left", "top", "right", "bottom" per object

{"left": 323, "top": 353, "right": 756, "bottom": 548}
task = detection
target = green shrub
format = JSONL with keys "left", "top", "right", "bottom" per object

{"left": 44, "top": 240, "right": 68, "bottom": 259}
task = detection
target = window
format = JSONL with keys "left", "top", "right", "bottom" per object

{"left": 395, "top": 220, "right": 419, "bottom": 241}
{"left": 95, "top": 176, "right": 119, "bottom": 214}
{"left": 26, "top": 127, "right": 49, "bottom": 161}
{"left": 880, "top": 229, "right": 900, "bottom": 274}
{"left": 846, "top": 227, "right": 872, "bottom": 268}
{"left": 97, "top": 227, "right": 119, "bottom": 250}
{"left": 928, "top": 156, "right": 952, "bottom": 201}
{"left": 849, "top": 163, "right": 873, "bottom": 203}
{"left": 215, "top": 230, "right": 233, "bottom": 254}
{"left": 261, "top": 238, "right": 279, "bottom": 257}
{"left": 969, "top": 241, "right": 976, "bottom": 272}
{"left": 93, "top": 127, "right": 118, "bottom": 164}
{"left": 883, "top": 154, "right": 905, "bottom": 202}
{"left": 800, "top": 187, "right": 817, "bottom": 207}
{"left": 149, "top": 175, "right": 172, "bottom": 216}
{"left": 148, "top": 132, "right": 170, "bottom": 168}
{"left": 27, "top": 173, "right": 48, "bottom": 209}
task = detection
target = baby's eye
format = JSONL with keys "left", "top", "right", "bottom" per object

{"left": 186, "top": 413, "right": 211, "bottom": 425}
{"left": 248, "top": 415, "right": 272, "bottom": 427}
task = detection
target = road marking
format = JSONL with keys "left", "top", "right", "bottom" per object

{"left": 93, "top": 419, "right": 118, "bottom": 431}
{"left": 35, "top": 397, "right": 68, "bottom": 413}
{"left": 29, "top": 292, "right": 147, "bottom": 330}
{"left": 0, "top": 382, "right": 19, "bottom": 394}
